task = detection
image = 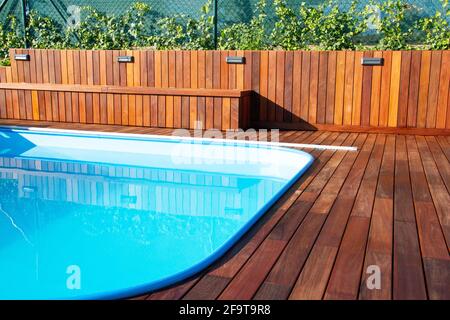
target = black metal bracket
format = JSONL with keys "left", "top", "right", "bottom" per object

{"left": 361, "top": 57, "right": 384, "bottom": 66}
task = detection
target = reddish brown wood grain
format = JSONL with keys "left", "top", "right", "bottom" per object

{"left": 326, "top": 52, "right": 336, "bottom": 125}
{"left": 360, "top": 51, "right": 373, "bottom": 127}
{"left": 343, "top": 51, "right": 355, "bottom": 126}
{"left": 268, "top": 51, "right": 277, "bottom": 122}
{"left": 1, "top": 49, "right": 448, "bottom": 134}
{"left": 426, "top": 51, "right": 442, "bottom": 128}
{"left": 370, "top": 51, "right": 383, "bottom": 126}
{"left": 407, "top": 51, "right": 422, "bottom": 128}
{"left": 301, "top": 51, "right": 311, "bottom": 123}
{"left": 309, "top": 51, "right": 319, "bottom": 124}
{"left": 0, "top": 121, "right": 447, "bottom": 300}
{"left": 317, "top": 52, "right": 328, "bottom": 125}
{"left": 276, "top": 51, "right": 285, "bottom": 122}
{"left": 284, "top": 51, "right": 293, "bottom": 122}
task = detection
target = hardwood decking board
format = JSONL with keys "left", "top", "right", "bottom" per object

{"left": 0, "top": 120, "right": 447, "bottom": 301}
{"left": 289, "top": 134, "right": 375, "bottom": 299}
{"left": 323, "top": 135, "right": 386, "bottom": 300}
{"left": 255, "top": 132, "right": 362, "bottom": 299}
{"left": 415, "top": 136, "right": 450, "bottom": 247}
{"left": 217, "top": 134, "right": 363, "bottom": 300}
{"left": 184, "top": 132, "right": 349, "bottom": 300}
{"left": 406, "top": 135, "right": 449, "bottom": 258}
{"left": 392, "top": 135, "right": 427, "bottom": 299}
{"left": 426, "top": 136, "right": 450, "bottom": 192}
{"left": 359, "top": 135, "right": 395, "bottom": 300}
{"left": 255, "top": 134, "right": 376, "bottom": 300}
{"left": 149, "top": 131, "right": 336, "bottom": 298}
{"left": 406, "top": 135, "right": 450, "bottom": 299}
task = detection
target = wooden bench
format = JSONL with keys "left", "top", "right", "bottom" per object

{"left": 0, "top": 82, "right": 252, "bottom": 130}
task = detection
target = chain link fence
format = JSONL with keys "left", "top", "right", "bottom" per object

{"left": 0, "top": 0, "right": 447, "bottom": 46}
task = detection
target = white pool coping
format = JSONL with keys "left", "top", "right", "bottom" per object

{"left": 1, "top": 126, "right": 358, "bottom": 152}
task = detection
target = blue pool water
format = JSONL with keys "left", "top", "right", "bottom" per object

{"left": 0, "top": 127, "right": 313, "bottom": 299}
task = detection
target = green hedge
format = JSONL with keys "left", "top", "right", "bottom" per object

{"left": 0, "top": 0, "right": 449, "bottom": 66}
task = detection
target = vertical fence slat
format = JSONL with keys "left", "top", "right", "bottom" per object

{"left": 378, "top": 51, "right": 392, "bottom": 127}
{"left": 197, "top": 51, "right": 206, "bottom": 128}
{"left": 417, "top": 51, "right": 431, "bottom": 128}
{"left": 134, "top": 51, "right": 143, "bottom": 126}
{"left": 147, "top": 51, "right": 155, "bottom": 88}
{"left": 300, "top": 51, "right": 311, "bottom": 122}
{"left": 99, "top": 50, "right": 107, "bottom": 124}
{"left": 0, "top": 68, "right": 6, "bottom": 119}
{"left": 334, "top": 51, "right": 345, "bottom": 125}
{"left": 407, "top": 51, "right": 421, "bottom": 128}
{"left": 228, "top": 50, "right": 236, "bottom": 90}
{"left": 352, "top": 51, "right": 363, "bottom": 126}
{"left": 23, "top": 49, "right": 33, "bottom": 120}
{"left": 219, "top": 51, "right": 229, "bottom": 127}
{"left": 284, "top": 51, "right": 294, "bottom": 122}
{"left": 426, "top": 51, "right": 442, "bottom": 128}
{"left": 150, "top": 94, "right": 158, "bottom": 127}
{"left": 92, "top": 50, "right": 101, "bottom": 124}
{"left": 166, "top": 95, "right": 174, "bottom": 128}
{"left": 251, "top": 51, "right": 260, "bottom": 124}
{"left": 214, "top": 97, "right": 222, "bottom": 129}
{"left": 17, "top": 49, "right": 28, "bottom": 120}
{"left": 190, "top": 51, "right": 198, "bottom": 128}
{"left": 79, "top": 50, "right": 87, "bottom": 123}
{"left": 213, "top": 51, "right": 222, "bottom": 129}
{"left": 436, "top": 51, "right": 449, "bottom": 129}
{"left": 220, "top": 50, "right": 228, "bottom": 89}
{"left": 174, "top": 95, "right": 182, "bottom": 129}
{"left": 173, "top": 51, "right": 183, "bottom": 128}
{"left": 360, "top": 51, "right": 373, "bottom": 127}
{"left": 268, "top": 51, "right": 277, "bottom": 122}
{"left": 9, "top": 49, "right": 19, "bottom": 120}
{"left": 55, "top": 50, "right": 65, "bottom": 122}
{"left": 343, "top": 51, "right": 354, "bottom": 125}
{"left": 44, "top": 49, "right": 55, "bottom": 121}
{"left": 112, "top": 50, "right": 121, "bottom": 126}
{"left": 127, "top": 49, "right": 136, "bottom": 126}
{"left": 62, "top": 49, "right": 71, "bottom": 123}
{"left": 398, "top": 51, "right": 412, "bottom": 127}
{"left": 388, "top": 51, "right": 401, "bottom": 127}
{"left": 275, "top": 51, "right": 285, "bottom": 122}
{"left": 29, "top": 49, "right": 37, "bottom": 85}
{"left": 292, "top": 51, "right": 302, "bottom": 123}
{"left": 11, "top": 49, "right": 22, "bottom": 120}
{"left": 325, "top": 51, "right": 336, "bottom": 125}
{"left": 369, "top": 51, "right": 382, "bottom": 127}
{"left": 5, "top": 67, "right": 13, "bottom": 119}
{"left": 317, "top": 51, "right": 328, "bottom": 125}
{"left": 205, "top": 51, "right": 214, "bottom": 128}
{"left": 230, "top": 97, "right": 239, "bottom": 129}
{"left": 309, "top": 51, "right": 319, "bottom": 124}
{"left": 407, "top": 51, "right": 422, "bottom": 127}
{"left": 34, "top": 50, "right": 45, "bottom": 120}
{"left": 236, "top": 50, "right": 244, "bottom": 90}
{"left": 222, "top": 97, "right": 231, "bottom": 130}
{"left": 0, "top": 49, "right": 447, "bottom": 133}
{"left": 170, "top": 50, "right": 178, "bottom": 88}
{"left": 259, "top": 51, "right": 269, "bottom": 122}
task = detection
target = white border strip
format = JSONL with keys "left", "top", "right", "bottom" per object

{"left": 2, "top": 126, "right": 358, "bottom": 152}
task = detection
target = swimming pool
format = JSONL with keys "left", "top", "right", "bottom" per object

{"left": 0, "top": 127, "right": 313, "bottom": 299}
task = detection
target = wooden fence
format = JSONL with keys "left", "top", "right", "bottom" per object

{"left": 0, "top": 49, "right": 449, "bottom": 133}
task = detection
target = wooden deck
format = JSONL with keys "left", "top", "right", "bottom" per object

{"left": 1, "top": 119, "right": 449, "bottom": 300}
